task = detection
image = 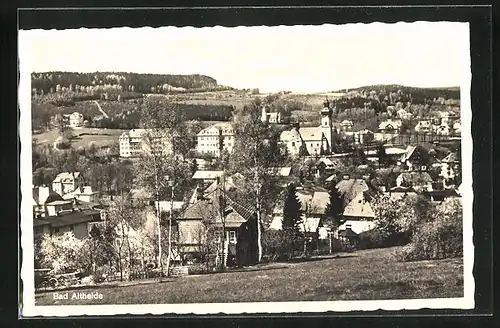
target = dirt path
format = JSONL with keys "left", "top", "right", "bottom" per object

{"left": 93, "top": 100, "right": 109, "bottom": 118}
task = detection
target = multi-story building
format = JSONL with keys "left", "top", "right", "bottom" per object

{"left": 196, "top": 123, "right": 235, "bottom": 157}
{"left": 119, "top": 128, "right": 173, "bottom": 158}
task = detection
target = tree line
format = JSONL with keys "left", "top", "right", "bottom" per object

{"left": 31, "top": 71, "right": 223, "bottom": 95}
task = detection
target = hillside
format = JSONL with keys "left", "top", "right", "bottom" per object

{"left": 31, "top": 72, "right": 229, "bottom": 95}
{"left": 335, "top": 84, "right": 460, "bottom": 101}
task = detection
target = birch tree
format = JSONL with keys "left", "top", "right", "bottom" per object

{"left": 228, "top": 98, "right": 286, "bottom": 262}
{"left": 134, "top": 98, "right": 193, "bottom": 276}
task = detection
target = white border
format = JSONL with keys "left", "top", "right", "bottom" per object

{"left": 19, "top": 22, "right": 474, "bottom": 317}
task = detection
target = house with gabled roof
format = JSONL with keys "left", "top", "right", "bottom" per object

{"left": 33, "top": 185, "right": 74, "bottom": 218}
{"left": 33, "top": 209, "right": 102, "bottom": 239}
{"left": 269, "top": 189, "right": 330, "bottom": 240}
{"left": 423, "top": 188, "right": 461, "bottom": 203}
{"left": 414, "top": 120, "right": 432, "bottom": 133}
{"left": 437, "top": 152, "right": 460, "bottom": 182}
{"left": 279, "top": 128, "right": 303, "bottom": 156}
{"left": 384, "top": 185, "right": 418, "bottom": 201}
{"left": 52, "top": 172, "right": 84, "bottom": 196}
{"left": 435, "top": 123, "right": 450, "bottom": 136}
{"left": 344, "top": 129, "right": 374, "bottom": 145}
{"left": 177, "top": 187, "right": 259, "bottom": 267}
{"left": 334, "top": 177, "right": 378, "bottom": 237}
{"left": 399, "top": 144, "right": 436, "bottom": 171}
{"left": 315, "top": 157, "right": 339, "bottom": 179}
{"left": 340, "top": 120, "right": 354, "bottom": 131}
{"left": 62, "top": 185, "right": 99, "bottom": 203}
{"left": 378, "top": 119, "right": 402, "bottom": 133}
{"left": 192, "top": 170, "right": 224, "bottom": 184}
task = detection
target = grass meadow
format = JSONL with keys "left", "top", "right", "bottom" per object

{"left": 33, "top": 128, "right": 127, "bottom": 149}
{"left": 35, "top": 247, "right": 463, "bottom": 305}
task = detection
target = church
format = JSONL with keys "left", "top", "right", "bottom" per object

{"left": 279, "top": 97, "right": 336, "bottom": 156}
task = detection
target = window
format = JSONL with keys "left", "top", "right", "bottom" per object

{"left": 69, "top": 225, "right": 74, "bottom": 231}
{"left": 229, "top": 231, "right": 237, "bottom": 243}
{"left": 54, "top": 227, "right": 60, "bottom": 233}
{"left": 35, "top": 227, "right": 43, "bottom": 234}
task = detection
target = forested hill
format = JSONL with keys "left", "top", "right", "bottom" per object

{"left": 31, "top": 72, "right": 223, "bottom": 94}
{"left": 336, "top": 84, "right": 460, "bottom": 101}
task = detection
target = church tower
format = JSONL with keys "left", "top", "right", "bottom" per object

{"left": 320, "top": 97, "right": 334, "bottom": 153}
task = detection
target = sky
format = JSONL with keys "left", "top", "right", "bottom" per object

{"left": 19, "top": 22, "right": 470, "bottom": 93}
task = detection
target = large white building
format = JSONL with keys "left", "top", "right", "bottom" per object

{"left": 196, "top": 122, "right": 235, "bottom": 157}
{"left": 279, "top": 100, "right": 335, "bottom": 156}
{"left": 119, "top": 129, "right": 173, "bottom": 158}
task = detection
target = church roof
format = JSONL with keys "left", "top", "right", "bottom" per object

{"left": 299, "top": 127, "right": 324, "bottom": 141}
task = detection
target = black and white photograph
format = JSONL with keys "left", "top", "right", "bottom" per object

{"left": 19, "top": 20, "right": 474, "bottom": 316}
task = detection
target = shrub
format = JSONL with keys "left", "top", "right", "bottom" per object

{"left": 397, "top": 198, "right": 463, "bottom": 261}
{"left": 358, "top": 228, "right": 409, "bottom": 249}
{"left": 262, "top": 229, "right": 302, "bottom": 262}
{"left": 314, "top": 237, "right": 345, "bottom": 255}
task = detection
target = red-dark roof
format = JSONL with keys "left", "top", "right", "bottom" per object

{"left": 34, "top": 210, "right": 101, "bottom": 228}
{"left": 338, "top": 229, "right": 359, "bottom": 237}
{"left": 181, "top": 191, "right": 255, "bottom": 224}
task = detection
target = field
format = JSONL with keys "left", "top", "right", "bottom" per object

{"left": 35, "top": 247, "right": 463, "bottom": 305}
{"left": 33, "top": 128, "right": 127, "bottom": 149}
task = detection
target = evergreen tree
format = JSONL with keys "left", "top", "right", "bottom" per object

{"left": 377, "top": 143, "right": 387, "bottom": 166}
{"left": 282, "top": 183, "right": 303, "bottom": 259}
{"left": 352, "top": 146, "right": 367, "bottom": 165}
{"left": 282, "top": 183, "right": 303, "bottom": 232}
{"left": 323, "top": 184, "right": 345, "bottom": 230}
